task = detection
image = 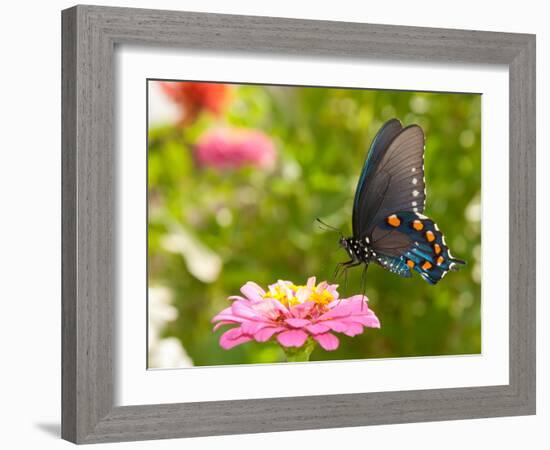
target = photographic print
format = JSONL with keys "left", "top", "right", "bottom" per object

{"left": 147, "top": 80, "right": 481, "bottom": 368}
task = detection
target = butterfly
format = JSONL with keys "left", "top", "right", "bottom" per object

{"left": 331, "top": 118, "right": 465, "bottom": 286}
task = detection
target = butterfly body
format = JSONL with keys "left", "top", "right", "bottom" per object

{"left": 337, "top": 118, "right": 465, "bottom": 285}
{"left": 339, "top": 236, "right": 374, "bottom": 265}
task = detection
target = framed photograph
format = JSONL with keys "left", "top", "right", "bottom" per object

{"left": 62, "top": 5, "right": 536, "bottom": 444}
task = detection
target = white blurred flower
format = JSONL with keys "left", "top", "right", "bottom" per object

{"left": 147, "top": 81, "right": 180, "bottom": 126}
{"left": 465, "top": 195, "right": 481, "bottom": 223}
{"left": 148, "top": 286, "right": 177, "bottom": 348}
{"left": 281, "top": 159, "right": 302, "bottom": 181}
{"left": 149, "top": 337, "right": 193, "bottom": 369}
{"left": 161, "top": 227, "right": 222, "bottom": 283}
{"left": 216, "top": 208, "right": 233, "bottom": 227}
{"left": 410, "top": 96, "right": 429, "bottom": 114}
{"left": 148, "top": 286, "right": 194, "bottom": 368}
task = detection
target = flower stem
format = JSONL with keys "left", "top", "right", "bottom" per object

{"left": 283, "top": 339, "right": 316, "bottom": 362}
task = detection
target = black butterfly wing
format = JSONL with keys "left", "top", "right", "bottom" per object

{"left": 370, "top": 223, "right": 414, "bottom": 257}
{"left": 371, "top": 211, "right": 465, "bottom": 285}
{"left": 352, "top": 119, "right": 403, "bottom": 237}
{"left": 353, "top": 120, "right": 426, "bottom": 239}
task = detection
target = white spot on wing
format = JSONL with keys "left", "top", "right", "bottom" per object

{"left": 412, "top": 190, "right": 419, "bottom": 197}
{"left": 412, "top": 178, "right": 418, "bottom": 185}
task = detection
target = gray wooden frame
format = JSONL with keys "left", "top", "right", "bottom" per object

{"left": 61, "top": 4, "right": 536, "bottom": 444}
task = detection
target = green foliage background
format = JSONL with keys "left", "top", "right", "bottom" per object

{"left": 148, "top": 82, "right": 481, "bottom": 367}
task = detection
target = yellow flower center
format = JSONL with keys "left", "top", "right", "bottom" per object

{"left": 263, "top": 285, "right": 288, "bottom": 302}
{"left": 263, "top": 283, "right": 335, "bottom": 307}
{"left": 309, "top": 289, "right": 335, "bottom": 305}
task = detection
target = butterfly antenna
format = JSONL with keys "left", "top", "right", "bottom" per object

{"left": 316, "top": 218, "right": 342, "bottom": 237}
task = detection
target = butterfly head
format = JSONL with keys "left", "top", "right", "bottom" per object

{"left": 339, "top": 236, "right": 348, "bottom": 248}
{"left": 339, "top": 236, "right": 352, "bottom": 256}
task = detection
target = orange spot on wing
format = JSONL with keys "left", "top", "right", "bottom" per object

{"left": 436, "top": 256, "right": 444, "bottom": 265}
{"left": 421, "top": 261, "right": 433, "bottom": 270}
{"left": 412, "top": 220, "right": 424, "bottom": 231}
{"left": 386, "top": 214, "right": 401, "bottom": 227}
{"left": 434, "top": 243, "right": 441, "bottom": 255}
{"left": 406, "top": 259, "right": 415, "bottom": 268}
{"left": 425, "top": 230, "right": 436, "bottom": 242}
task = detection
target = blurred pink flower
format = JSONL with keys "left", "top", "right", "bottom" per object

{"left": 212, "top": 277, "right": 380, "bottom": 351}
{"left": 195, "top": 128, "right": 277, "bottom": 170}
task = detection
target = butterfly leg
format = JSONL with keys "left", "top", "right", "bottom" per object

{"left": 334, "top": 260, "right": 352, "bottom": 279}
{"left": 344, "top": 266, "right": 349, "bottom": 291}
{"left": 360, "top": 263, "right": 369, "bottom": 309}
{"left": 334, "top": 260, "right": 362, "bottom": 281}
{"left": 334, "top": 260, "right": 362, "bottom": 304}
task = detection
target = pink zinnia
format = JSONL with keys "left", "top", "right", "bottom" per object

{"left": 212, "top": 277, "right": 380, "bottom": 351}
{"left": 195, "top": 128, "right": 277, "bottom": 170}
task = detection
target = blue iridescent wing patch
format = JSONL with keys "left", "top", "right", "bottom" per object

{"left": 374, "top": 254, "right": 412, "bottom": 278}
{"left": 371, "top": 211, "right": 465, "bottom": 285}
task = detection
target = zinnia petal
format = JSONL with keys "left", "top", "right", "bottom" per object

{"left": 241, "top": 320, "right": 273, "bottom": 335}
{"left": 219, "top": 328, "right": 253, "bottom": 349}
{"left": 295, "top": 287, "right": 311, "bottom": 304}
{"left": 348, "top": 314, "right": 381, "bottom": 328}
{"left": 276, "top": 329, "right": 308, "bottom": 348}
{"left": 313, "top": 333, "right": 339, "bottom": 351}
{"left": 231, "top": 301, "right": 268, "bottom": 320}
{"left": 316, "top": 281, "right": 328, "bottom": 291}
{"left": 344, "top": 294, "right": 370, "bottom": 310}
{"left": 254, "top": 326, "right": 285, "bottom": 342}
{"left": 365, "top": 316, "right": 381, "bottom": 328}
{"left": 289, "top": 301, "right": 316, "bottom": 319}
{"left": 213, "top": 320, "right": 238, "bottom": 331}
{"left": 318, "top": 302, "right": 353, "bottom": 320}
{"left": 212, "top": 314, "right": 245, "bottom": 325}
{"left": 342, "top": 322, "right": 364, "bottom": 336}
{"left": 285, "top": 318, "right": 311, "bottom": 328}
{"left": 322, "top": 319, "right": 349, "bottom": 333}
{"left": 306, "top": 323, "right": 331, "bottom": 334}
{"left": 262, "top": 298, "right": 290, "bottom": 315}
{"left": 240, "top": 282, "right": 266, "bottom": 302}
{"left": 211, "top": 306, "right": 234, "bottom": 322}
{"left": 325, "top": 283, "right": 340, "bottom": 300}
